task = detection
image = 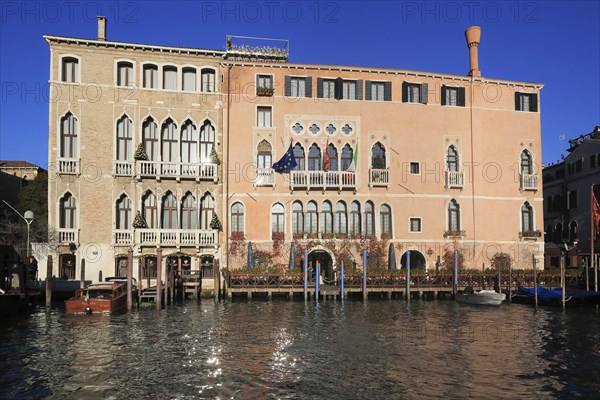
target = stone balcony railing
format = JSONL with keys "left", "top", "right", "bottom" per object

{"left": 57, "top": 228, "right": 79, "bottom": 244}
{"left": 136, "top": 229, "right": 218, "bottom": 247}
{"left": 369, "top": 168, "right": 389, "bottom": 187}
{"left": 520, "top": 173, "right": 538, "bottom": 191}
{"left": 136, "top": 161, "right": 218, "bottom": 182}
{"left": 445, "top": 170, "right": 464, "bottom": 189}
{"left": 444, "top": 230, "right": 466, "bottom": 239}
{"left": 114, "top": 230, "right": 133, "bottom": 245}
{"left": 519, "top": 230, "right": 542, "bottom": 240}
{"left": 57, "top": 158, "right": 80, "bottom": 175}
{"left": 255, "top": 168, "right": 275, "bottom": 187}
{"left": 290, "top": 170, "right": 355, "bottom": 191}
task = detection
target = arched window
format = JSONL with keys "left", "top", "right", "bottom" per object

{"left": 257, "top": 140, "right": 272, "bottom": 168}
{"left": 520, "top": 150, "right": 533, "bottom": 174}
{"left": 349, "top": 201, "right": 361, "bottom": 236}
{"left": 142, "top": 117, "right": 158, "bottom": 161}
{"left": 161, "top": 119, "right": 178, "bottom": 162}
{"left": 293, "top": 143, "right": 305, "bottom": 170}
{"left": 521, "top": 202, "right": 533, "bottom": 233}
{"left": 61, "top": 57, "right": 78, "bottom": 83}
{"left": 446, "top": 146, "right": 459, "bottom": 172}
{"left": 201, "top": 68, "right": 216, "bottom": 92}
{"left": 308, "top": 144, "right": 321, "bottom": 171}
{"left": 142, "top": 64, "right": 158, "bottom": 88}
{"left": 271, "top": 203, "right": 284, "bottom": 234}
{"left": 365, "top": 201, "right": 375, "bottom": 236}
{"left": 116, "top": 115, "right": 133, "bottom": 161}
{"left": 60, "top": 113, "right": 78, "bottom": 158}
{"left": 115, "top": 194, "right": 131, "bottom": 230}
{"left": 448, "top": 199, "right": 460, "bottom": 232}
{"left": 371, "top": 142, "right": 386, "bottom": 169}
{"left": 305, "top": 201, "right": 318, "bottom": 234}
{"left": 321, "top": 201, "right": 333, "bottom": 234}
{"left": 327, "top": 144, "right": 339, "bottom": 171}
{"left": 161, "top": 192, "right": 178, "bottom": 229}
{"left": 569, "top": 220, "right": 578, "bottom": 241}
{"left": 181, "top": 120, "right": 197, "bottom": 163}
{"left": 200, "top": 120, "right": 215, "bottom": 163}
{"left": 341, "top": 144, "right": 353, "bottom": 171}
{"left": 182, "top": 67, "right": 197, "bottom": 92}
{"left": 200, "top": 193, "right": 215, "bottom": 230}
{"left": 554, "top": 222, "right": 563, "bottom": 243}
{"left": 142, "top": 191, "right": 157, "bottom": 229}
{"left": 335, "top": 201, "right": 347, "bottom": 234}
{"left": 163, "top": 65, "right": 177, "bottom": 90}
{"left": 59, "top": 192, "right": 77, "bottom": 228}
{"left": 292, "top": 201, "right": 304, "bottom": 235}
{"left": 117, "top": 61, "right": 133, "bottom": 86}
{"left": 380, "top": 204, "right": 392, "bottom": 237}
{"left": 231, "top": 202, "right": 244, "bottom": 234}
{"left": 181, "top": 192, "right": 198, "bottom": 229}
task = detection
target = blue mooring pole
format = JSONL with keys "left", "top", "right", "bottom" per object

{"left": 453, "top": 249, "right": 459, "bottom": 296}
{"left": 303, "top": 250, "right": 308, "bottom": 299}
{"left": 362, "top": 249, "right": 367, "bottom": 299}
{"left": 315, "top": 260, "right": 320, "bottom": 302}
{"left": 406, "top": 250, "right": 411, "bottom": 301}
{"left": 340, "top": 261, "right": 345, "bottom": 300}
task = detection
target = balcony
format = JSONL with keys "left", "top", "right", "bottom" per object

{"left": 58, "top": 228, "right": 79, "bottom": 244}
{"left": 290, "top": 170, "right": 355, "bottom": 192}
{"left": 114, "top": 230, "right": 133, "bottom": 245}
{"left": 58, "top": 158, "right": 80, "bottom": 175}
{"left": 520, "top": 173, "right": 538, "bottom": 191}
{"left": 114, "top": 161, "right": 134, "bottom": 177}
{"left": 445, "top": 170, "right": 464, "bottom": 189}
{"left": 136, "top": 229, "right": 218, "bottom": 247}
{"left": 369, "top": 169, "right": 389, "bottom": 187}
{"left": 136, "top": 161, "right": 217, "bottom": 182}
{"left": 444, "top": 230, "right": 466, "bottom": 239}
{"left": 519, "top": 230, "right": 542, "bottom": 240}
{"left": 255, "top": 168, "right": 275, "bottom": 187}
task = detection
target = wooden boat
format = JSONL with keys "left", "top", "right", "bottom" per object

{"left": 65, "top": 281, "right": 129, "bottom": 315}
{"left": 516, "top": 285, "right": 600, "bottom": 305}
{"left": 456, "top": 289, "right": 506, "bottom": 306}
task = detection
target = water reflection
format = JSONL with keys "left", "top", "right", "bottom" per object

{"left": 1, "top": 301, "right": 599, "bottom": 399}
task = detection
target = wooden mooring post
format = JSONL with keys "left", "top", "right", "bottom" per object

{"left": 127, "top": 248, "right": 133, "bottom": 311}
{"left": 340, "top": 261, "right": 345, "bottom": 300}
{"left": 80, "top": 259, "right": 85, "bottom": 289}
{"left": 561, "top": 250, "right": 566, "bottom": 310}
{"left": 532, "top": 254, "right": 538, "bottom": 308}
{"left": 303, "top": 250, "right": 308, "bottom": 301}
{"left": 156, "top": 248, "right": 162, "bottom": 311}
{"left": 406, "top": 251, "right": 411, "bottom": 302}
{"left": 362, "top": 249, "right": 367, "bottom": 300}
{"left": 45, "top": 255, "right": 53, "bottom": 309}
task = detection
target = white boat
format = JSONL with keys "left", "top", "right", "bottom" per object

{"left": 456, "top": 289, "right": 506, "bottom": 306}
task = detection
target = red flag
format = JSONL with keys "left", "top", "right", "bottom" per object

{"left": 323, "top": 139, "right": 330, "bottom": 172}
{"left": 593, "top": 189, "right": 600, "bottom": 233}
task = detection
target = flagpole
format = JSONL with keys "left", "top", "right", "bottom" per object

{"left": 592, "top": 184, "right": 597, "bottom": 292}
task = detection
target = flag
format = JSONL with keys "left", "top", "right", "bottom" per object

{"left": 323, "top": 139, "right": 330, "bottom": 172}
{"left": 593, "top": 189, "right": 600, "bottom": 233}
{"left": 345, "top": 143, "right": 359, "bottom": 172}
{"left": 272, "top": 142, "right": 297, "bottom": 173}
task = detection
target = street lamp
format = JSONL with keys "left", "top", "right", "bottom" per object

{"left": 1, "top": 200, "right": 34, "bottom": 262}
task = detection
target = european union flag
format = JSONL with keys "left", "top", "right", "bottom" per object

{"left": 272, "top": 143, "right": 297, "bottom": 173}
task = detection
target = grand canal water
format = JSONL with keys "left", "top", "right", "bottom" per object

{"left": 1, "top": 299, "right": 600, "bottom": 399}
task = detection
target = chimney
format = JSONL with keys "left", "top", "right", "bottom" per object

{"left": 97, "top": 16, "right": 107, "bottom": 41}
{"left": 465, "top": 26, "right": 481, "bottom": 77}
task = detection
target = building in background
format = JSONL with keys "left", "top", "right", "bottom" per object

{"left": 0, "top": 161, "right": 45, "bottom": 206}
{"left": 542, "top": 126, "right": 600, "bottom": 269}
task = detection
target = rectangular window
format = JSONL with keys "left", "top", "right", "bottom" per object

{"left": 410, "top": 162, "right": 420, "bottom": 175}
{"left": 117, "top": 62, "right": 133, "bottom": 87}
{"left": 442, "top": 85, "right": 466, "bottom": 107}
{"left": 515, "top": 92, "right": 538, "bottom": 112}
{"left": 575, "top": 159, "right": 583, "bottom": 173}
{"left": 163, "top": 67, "right": 177, "bottom": 90}
{"left": 323, "top": 79, "right": 335, "bottom": 99}
{"left": 201, "top": 69, "right": 216, "bottom": 92}
{"left": 143, "top": 65, "right": 158, "bottom": 89}
{"left": 371, "top": 82, "right": 385, "bottom": 101}
{"left": 257, "top": 106, "right": 272, "bottom": 128}
{"left": 590, "top": 154, "right": 596, "bottom": 169}
{"left": 567, "top": 190, "right": 578, "bottom": 209}
{"left": 342, "top": 81, "right": 356, "bottom": 100}
{"left": 290, "top": 77, "right": 306, "bottom": 97}
{"left": 257, "top": 74, "right": 273, "bottom": 89}
{"left": 402, "top": 82, "right": 428, "bottom": 104}
{"left": 182, "top": 68, "right": 196, "bottom": 91}
{"left": 62, "top": 58, "right": 78, "bottom": 83}
{"left": 410, "top": 218, "right": 421, "bottom": 232}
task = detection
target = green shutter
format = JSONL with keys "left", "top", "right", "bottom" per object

{"left": 365, "top": 80, "right": 372, "bottom": 101}
{"left": 458, "top": 87, "right": 466, "bottom": 107}
{"left": 284, "top": 76, "right": 291, "bottom": 97}
{"left": 384, "top": 81, "right": 392, "bottom": 101}
{"left": 335, "top": 77, "right": 343, "bottom": 100}
{"left": 531, "top": 93, "right": 538, "bottom": 112}
{"left": 317, "top": 78, "right": 323, "bottom": 98}
{"left": 420, "top": 83, "right": 428, "bottom": 104}
{"left": 515, "top": 92, "right": 521, "bottom": 111}
{"left": 441, "top": 85, "right": 447, "bottom": 106}
{"left": 402, "top": 82, "right": 408, "bottom": 102}
{"left": 305, "top": 77, "right": 312, "bottom": 97}
{"left": 356, "top": 80, "right": 363, "bottom": 100}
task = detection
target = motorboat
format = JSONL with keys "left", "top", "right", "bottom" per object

{"left": 65, "top": 281, "right": 131, "bottom": 315}
{"left": 456, "top": 288, "right": 506, "bottom": 306}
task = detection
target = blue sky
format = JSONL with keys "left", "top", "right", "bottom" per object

{"left": 1, "top": 0, "right": 598, "bottom": 168}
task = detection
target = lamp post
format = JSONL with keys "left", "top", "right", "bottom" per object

{"left": 2, "top": 200, "right": 34, "bottom": 261}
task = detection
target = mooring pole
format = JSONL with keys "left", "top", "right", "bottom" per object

{"left": 303, "top": 250, "right": 308, "bottom": 300}
{"left": 508, "top": 257, "right": 512, "bottom": 302}
{"left": 532, "top": 254, "right": 538, "bottom": 308}
{"left": 585, "top": 258, "right": 589, "bottom": 291}
{"left": 340, "top": 260, "right": 345, "bottom": 300}
{"left": 362, "top": 249, "right": 367, "bottom": 300}
{"left": 45, "top": 255, "right": 53, "bottom": 310}
{"left": 156, "top": 248, "right": 163, "bottom": 311}
{"left": 561, "top": 252, "right": 566, "bottom": 310}
{"left": 315, "top": 260, "right": 320, "bottom": 302}
{"left": 453, "top": 249, "right": 458, "bottom": 297}
{"left": 127, "top": 248, "right": 133, "bottom": 311}
{"left": 406, "top": 250, "right": 411, "bottom": 301}
{"left": 80, "top": 259, "right": 85, "bottom": 289}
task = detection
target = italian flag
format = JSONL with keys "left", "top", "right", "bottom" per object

{"left": 346, "top": 143, "right": 359, "bottom": 172}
